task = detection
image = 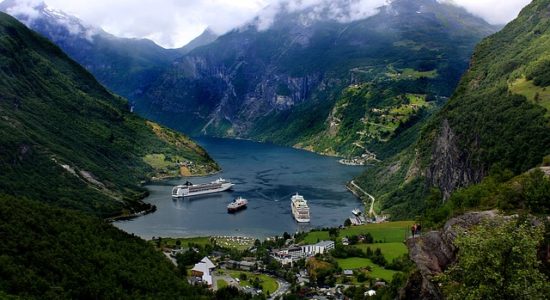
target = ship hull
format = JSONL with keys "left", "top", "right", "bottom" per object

{"left": 172, "top": 183, "right": 234, "bottom": 197}
{"left": 227, "top": 205, "right": 247, "bottom": 213}
{"left": 293, "top": 216, "right": 311, "bottom": 223}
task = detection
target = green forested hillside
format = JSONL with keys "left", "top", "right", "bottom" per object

{"left": 0, "top": 195, "right": 211, "bottom": 299}
{"left": 0, "top": 12, "right": 218, "bottom": 217}
{"left": 0, "top": 12, "right": 222, "bottom": 299}
{"left": 355, "top": 0, "right": 550, "bottom": 219}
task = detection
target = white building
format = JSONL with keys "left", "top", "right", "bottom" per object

{"left": 301, "top": 240, "right": 335, "bottom": 256}
{"left": 191, "top": 257, "right": 216, "bottom": 287}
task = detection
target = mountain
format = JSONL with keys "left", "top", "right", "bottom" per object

{"left": 181, "top": 28, "right": 219, "bottom": 54}
{"left": 136, "top": 0, "right": 498, "bottom": 159}
{"left": 0, "top": 10, "right": 224, "bottom": 299}
{"left": 0, "top": 11, "right": 218, "bottom": 217}
{"left": 0, "top": 0, "right": 189, "bottom": 100}
{"left": 354, "top": 0, "right": 550, "bottom": 219}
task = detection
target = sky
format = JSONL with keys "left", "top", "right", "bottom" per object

{"left": 7, "top": 0, "right": 533, "bottom": 48}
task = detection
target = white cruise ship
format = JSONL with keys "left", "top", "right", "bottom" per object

{"left": 172, "top": 178, "right": 234, "bottom": 197}
{"left": 291, "top": 193, "right": 310, "bottom": 223}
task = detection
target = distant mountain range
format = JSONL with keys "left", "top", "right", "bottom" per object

{"left": 1, "top": 0, "right": 500, "bottom": 161}
{"left": 136, "top": 0, "right": 499, "bottom": 159}
{"left": 0, "top": 0, "right": 218, "bottom": 100}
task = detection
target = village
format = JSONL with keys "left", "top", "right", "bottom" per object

{"left": 152, "top": 220, "right": 414, "bottom": 299}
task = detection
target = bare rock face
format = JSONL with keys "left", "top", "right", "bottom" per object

{"left": 426, "top": 119, "right": 485, "bottom": 200}
{"left": 403, "top": 211, "right": 500, "bottom": 299}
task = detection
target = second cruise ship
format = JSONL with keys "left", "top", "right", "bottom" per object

{"left": 291, "top": 193, "right": 310, "bottom": 223}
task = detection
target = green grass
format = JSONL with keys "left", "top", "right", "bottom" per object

{"left": 214, "top": 237, "right": 255, "bottom": 251}
{"left": 143, "top": 154, "right": 173, "bottom": 169}
{"left": 336, "top": 258, "right": 398, "bottom": 281}
{"left": 157, "top": 237, "right": 212, "bottom": 248}
{"left": 227, "top": 271, "right": 278, "bottom": 295}
{"left": 216, "top": 279, "right": 228, "bottom": 289}
{"left": 303, "top": 231, "right": 330, "bottom": 244}
{"left": 401, "top": 68, "right": 438, "bottom": 79}
{"left": 510, "top": 77, "right": 550, "bottom": 117}
{"left": 353, "top": 242, "right": 408, "bottom": 261}
{"left": 303, "top": 221, "right": 414, "bottom": 244}
{"left": 339, "top": 221, "right": 414, "bottom": 243}
{"left": 386, "top": 67, "right": 438, "bottom": 80}
{"left": 154, "top": 236, "right": 254, "bottom": 251}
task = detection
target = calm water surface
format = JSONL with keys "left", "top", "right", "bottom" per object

{"left": 115, "top": 137, "right": 365, "bottom": 239}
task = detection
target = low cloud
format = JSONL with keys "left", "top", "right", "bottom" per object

{"left": 254, "top": 0, "right": 388, "bottom": 30}
{"left": 2, "top": 0, "right": 533, "bottom": 48}
{"left": 441, "top": 0, "right": 531, "bottom": 24}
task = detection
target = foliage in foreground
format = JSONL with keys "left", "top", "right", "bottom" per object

{"left": 440, "top": 218, "right": 550, "bottom": 299}
{"left": 0, "top": 195, "right": 214, "bottom": 299}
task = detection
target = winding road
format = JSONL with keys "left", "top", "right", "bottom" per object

{"left": 350, "top": 180, "right": 376, "bottom": 217}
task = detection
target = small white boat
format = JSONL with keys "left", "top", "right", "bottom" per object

{"left": 227, "top": 197, "right": 248, "bottom": 213}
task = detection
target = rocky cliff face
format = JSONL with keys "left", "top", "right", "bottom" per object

{"left": 403, "top": 211, "right": 501, "bottom": 299}
{"left": 417, "top": 0, "right": 550, "bottom": 200}
{"left": 425, "top": 119, "right": 485, "bottom": 199}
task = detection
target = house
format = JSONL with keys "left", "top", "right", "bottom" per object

{"left": 226, "top": 260, "right": 256, "bottom": 271}
{"left": 365, "top": 290, "right": 377, "bottom": 297}
{"left": 301, "top": 240, "right": 335, "bottom": 255}
{"left": 343, "top": 270, "right": 354, "bottom": 276}
{"left": 342, "top": 237, "right": 349, "bottom": 246}
{"left": 190, "top": 257, "right": 216, "bottom": 287}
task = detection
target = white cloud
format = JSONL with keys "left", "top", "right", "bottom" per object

{"left": 441, "top": 0, "right": 531, "bottom": 24}
{"left": 3, "top": 0, "right": 533, "bottom": 48}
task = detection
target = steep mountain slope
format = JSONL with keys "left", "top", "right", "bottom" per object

{"left": 138, "top": 0, "right": 497, "bottom": 159}
{"left": 0, "top": 0, "right": 189, "bottom": 100}
{"left": 355, "top": 0, "right": 550, "bottom": 218}
{"left": 0, "top": 196, "right": 212, "bottom": 299}
{"left": 0, "top": 12, "right": 218, "bottom": 217}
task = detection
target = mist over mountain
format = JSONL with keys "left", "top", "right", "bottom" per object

{"left": 135, "top": 0, "right": 498, "bottom": 160}
{"left": 0, "top": 0, "right": 194, "bottom": 100}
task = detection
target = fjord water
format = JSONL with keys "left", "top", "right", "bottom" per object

{"left": 115, "top": 137, "right": 364, "bottom": 239}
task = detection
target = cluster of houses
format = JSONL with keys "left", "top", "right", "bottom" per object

{"left": 271, "top": 240, "right": 335, "bottom": 265}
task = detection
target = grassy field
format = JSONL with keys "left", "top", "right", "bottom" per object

{"left": 155, "top": 236, "right": 212, "bottom": 248}
{"left": 340, "top": 221, "right": 413, "bottom": 243}
{"left": 303, "top": 221, "right": 413, "bottom": 244}
{"left": 143, "top": 153, "right": 173, "bottom": 170}
{"left": 227, "top": 271, "right": 278, "bottom": 295}
{"left": 214, "top": 237, "right": 255, "bottom": 251}
{"left": 336, "top": 258, "right": 398, "bottom": 281}
{"left": 353, "top": 242, "right": 408, "bottom": 261}
{"left": 510, "top": 77, "right": 550, "bottom": 117}
{"left": 303, "top": 231, "right": 331, "bottom": 244}
{"left": 153, "top": 236, "right": 254, "bottom": 250}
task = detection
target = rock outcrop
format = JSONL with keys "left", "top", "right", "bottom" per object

{"left": 425, "top": 119, "right": 485, "bottom": 200}
{"left": 402, "top": 211, "right": 501, "bottom": 299}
